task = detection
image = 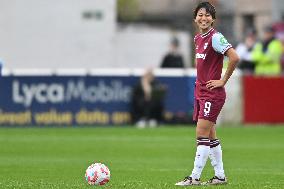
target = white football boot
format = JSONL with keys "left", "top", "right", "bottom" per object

{"left": 203, "top": 176, "right": 227, "bottom": 185}
{"left": 175, "top": 176, "right": 201, "bottom": 186}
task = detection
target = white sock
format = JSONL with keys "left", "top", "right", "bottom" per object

{"left": 190, "top": 138, "right": 210, "bottom": 179}
{"left": 209, "top": 139, "right": 225, "bottom": 179}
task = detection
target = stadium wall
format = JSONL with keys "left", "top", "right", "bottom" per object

{"left": 218, "top": 70, "right": 243, "bottom": 125}
{"left": 0, "top": 69, "right": 197, "bottom": 126}
{"left": 243, "top": 76, "right": 284, "bottom": 124}
{"left": 3, "top": 68, "right": 283, "bottom": 126}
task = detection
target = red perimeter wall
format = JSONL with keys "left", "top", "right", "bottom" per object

{"left": 243, "top": 76, "right": 284, "bottom": 123}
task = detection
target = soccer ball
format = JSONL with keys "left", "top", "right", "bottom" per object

{"left": 85, "top": 162, "right": 110, "bottom": 186}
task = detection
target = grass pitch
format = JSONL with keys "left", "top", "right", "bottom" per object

{"left": 0, "top": 125, "right": 284, "bottom": 189}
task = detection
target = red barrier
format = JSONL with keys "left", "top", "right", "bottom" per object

{"left": 243, "top": 76, "right": 284, "bottom": 123}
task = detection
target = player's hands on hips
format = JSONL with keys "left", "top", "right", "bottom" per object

{"left": 206, "top": 80, "right": 225, "bottom": 90}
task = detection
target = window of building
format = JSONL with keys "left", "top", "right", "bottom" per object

{"left": 243, "top": 14, "right": 255, "bottom": 33}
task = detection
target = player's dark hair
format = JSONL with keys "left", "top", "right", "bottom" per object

{"left": 194, "top": 1, "right": 216, "bottom": 19}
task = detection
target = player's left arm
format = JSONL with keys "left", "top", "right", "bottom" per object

{"left": 206, "top": 33, "right": 240, "bottom": 90}
{"left": 221, "top": 48, "right": 239, "bottom": 84}
{"left": 206, "top": 48, "right": 239, "bottom": 90}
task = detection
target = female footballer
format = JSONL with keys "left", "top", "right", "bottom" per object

{"left": 175, "top": 1, "right": 239, "bottom": 186}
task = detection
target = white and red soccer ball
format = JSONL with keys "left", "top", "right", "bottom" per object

{"left": 85, "top": 162, "right": 110, "bottom": 186}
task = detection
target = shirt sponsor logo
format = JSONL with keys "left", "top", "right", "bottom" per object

{"left": 196, "top": 53, "right": 207, "bottom": 60}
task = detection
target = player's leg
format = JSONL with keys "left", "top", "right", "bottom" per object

{"left": 206, "top": 126, "right": 227, "bottom": 185}
{"left": 192, "top": 98, "right": 223, "bottom": 181}
{"left": 175, "top": 119, "right": 214, "bottom": 186}
{"left": 191, "top": 119, "right": 214, "bottom": 178}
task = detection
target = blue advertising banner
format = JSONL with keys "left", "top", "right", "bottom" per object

{"left": 0, "top": 75, "right": 195, "bottom": 126}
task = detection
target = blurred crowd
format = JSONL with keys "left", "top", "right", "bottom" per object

{"left": 156, "top": 23, "right": 284, "bottom": 76}
{"left": 235, "top": 24, "right": 284, "bottom": 76}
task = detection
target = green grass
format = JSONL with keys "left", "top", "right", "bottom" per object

{"left": 0, "top": 125, "right": 284, "bottom": 189}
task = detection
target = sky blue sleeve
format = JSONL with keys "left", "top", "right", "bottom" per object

{"left": 212, "top": 33, "right": 232, "bottom": 55}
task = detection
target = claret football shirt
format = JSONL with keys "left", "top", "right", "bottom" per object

{"left": 194, "top": 28, "right": 232, "bottom": 100}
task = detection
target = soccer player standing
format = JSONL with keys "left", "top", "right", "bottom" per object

{"left": 175, "top": 2, "right": 239, "bottom": 186}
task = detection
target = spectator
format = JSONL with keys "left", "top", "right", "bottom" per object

{"left": 235, "top": 28, "right": 258, "bottom": 74}
{"left": 281, "top": 51, "right": 284, "bottom": 74}
{"left": 278, "top": 34, "right": 284, "bottom": 74}
{"left": 160, "top": 37, "right": 185, "bottom": 68}
{"left": 251, "top": 26, "right": 283, "bottom": 75}
{"left": 130, "top": 69, "right": 166, "bottom": 128}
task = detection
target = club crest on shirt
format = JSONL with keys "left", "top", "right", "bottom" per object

{"left": 204, "top": 43, "right": 208, "bottom": 49}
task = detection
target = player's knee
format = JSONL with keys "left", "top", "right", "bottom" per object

{"left": 196, "top": 128, "right": 210, "bottom": 137}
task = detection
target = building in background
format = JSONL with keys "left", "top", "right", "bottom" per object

{"left": 0, "top": 0, "right": 117, "bottom": 69}
{"left": 235, "top": 0, "right": 284, "bottom": 41}
{"left": 121, "top": 0, "right": 284, "bottom": 44}
{"left": 0, "top": 0, "right": 190, "bottom": 69}
{"left": 0, "top": 0, "right": 284, "bottom": 69}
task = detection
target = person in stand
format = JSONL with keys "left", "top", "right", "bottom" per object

{"left": 235, "top": 28, "right": 258, "bottom": 74}
{"left": 175, "top": 2, "right": 239, "bottom": 186}
{"left": 251, "top": 26, "right": 283, "bottom": 75}
{"left": 130, "top": 69, "right": 166, "bottom": 128}
{"left": 160, "top": 37, "right": 185, "bottom": 68}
